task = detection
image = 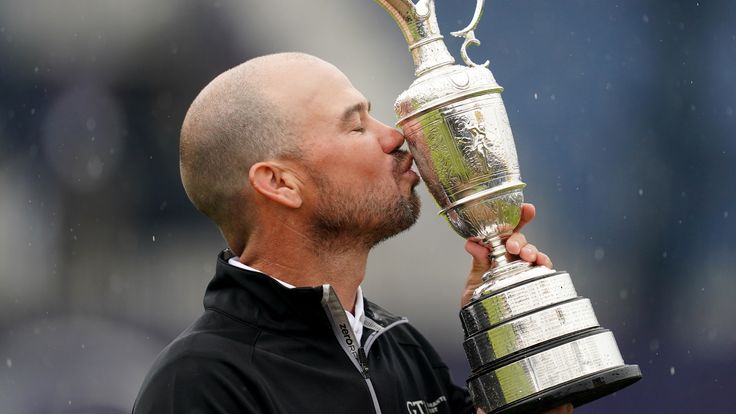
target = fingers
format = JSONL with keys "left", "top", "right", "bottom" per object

{"left": 514, "top": 203, "right": 536, "bottom": 232}
{"left": 505, "top": 233, "right": 527, "bottom": 255}
{"left": 505, "top": 232, "right": 554, "bottom": 269}
{"left": 520, "top": 243, "right": 539, "bottom": 263}
{"left": 465, "top": 239, "right": 491, "bottom": 272}
{"left": 536, "top": 252, "right": 553, "bottom": 269}
{"left": 542, "top": 403, "right": 573, "bottom": 414}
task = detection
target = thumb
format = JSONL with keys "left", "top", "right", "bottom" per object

{"left": 463, "top": 239, "right": 491, "bottom": 307}
{"left": 465, "top": 239, "right": 491, "bottom": 273}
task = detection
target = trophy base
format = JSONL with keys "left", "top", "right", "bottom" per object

{"left": 489, "top": 364, "right": 642, "bottom": 414}
{"left": 461, "top": 264, "right": 642, "bottom": 413}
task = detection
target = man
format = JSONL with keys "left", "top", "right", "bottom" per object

{"left": 133, "top": 53, "right": 570, "bottom": 414}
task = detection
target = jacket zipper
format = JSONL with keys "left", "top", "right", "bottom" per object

{"left": 358, "top": 347, "right": 370, "bottom": 378}
{"left": 321, "top": 285, "right": 381, "bottom": 413}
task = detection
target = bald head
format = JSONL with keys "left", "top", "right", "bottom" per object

{"left": 180, "top": 52, "right": 329, "bottom": 251}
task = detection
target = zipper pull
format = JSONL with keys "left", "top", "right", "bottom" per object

{"left": 358, "top": 347, "right": 370, "bottom": 379}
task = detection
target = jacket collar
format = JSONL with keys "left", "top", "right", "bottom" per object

{"left": 204, "top": 249, "right": 332, "bottom": 334}
{"left": 204, "top": 249, "right": 404, "bottom": 333}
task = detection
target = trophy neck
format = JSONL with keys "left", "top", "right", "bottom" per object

{"left": 374, "top": 0, "right": 455, "bottom": 76}
{"left": 484, "top": 235, "right": 508, "bottom": 268}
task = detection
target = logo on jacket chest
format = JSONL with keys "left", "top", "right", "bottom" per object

{"left": 339, "top": 323, "right": 357, "bottom": 354}
{"left": 406, "top": 395, "right": 447, "bottom": 414}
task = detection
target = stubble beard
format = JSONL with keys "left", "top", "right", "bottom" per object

{"left": 310, "top": 174, "right": 421, "bottom": 251}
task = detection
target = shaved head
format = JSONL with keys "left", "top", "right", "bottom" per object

{"left": 180, "top": 53, "right": 324, "bottom": 251}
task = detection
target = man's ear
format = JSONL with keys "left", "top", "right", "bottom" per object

{"left": 249, "top": 161, "right": 303, "bottom": 209}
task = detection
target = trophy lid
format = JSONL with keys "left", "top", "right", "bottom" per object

{"left": 395, "top": 64, "right": 503, "bottom": 125}
{"left": 375, "top": 0, "right": 503, "bottom": 124}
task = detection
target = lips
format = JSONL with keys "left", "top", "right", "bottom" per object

{"left": 399, "top": 153, "right": 414, "bottom": 174}
{"left": 396, "top": 153, "right": 421, "bottom": 186}
{"left": 392, "top": 150, "right": 420, "bottom": 185}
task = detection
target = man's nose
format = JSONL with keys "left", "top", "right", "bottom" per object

{"left": 378, "top": 122, "right": 406, "bottom": 153}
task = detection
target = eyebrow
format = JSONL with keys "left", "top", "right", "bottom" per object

{"left": 340, "top": 100, "right": 371, "bottom": 125}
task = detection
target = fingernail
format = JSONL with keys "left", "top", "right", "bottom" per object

{"left": 507, "top": 241, "right": 519, "bottom": 252}
{"left": 522, "top": 246, "right": 532, "bottom": 256}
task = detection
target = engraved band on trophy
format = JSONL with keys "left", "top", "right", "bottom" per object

{"left": 373, "top": 0, "right": 642, "bottom": 412}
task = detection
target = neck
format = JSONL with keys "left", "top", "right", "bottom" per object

{"left": 240, "top": 222, "right": 369, "bottom": 314}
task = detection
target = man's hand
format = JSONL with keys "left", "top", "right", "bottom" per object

{"left": 543, "top": 403, "right": 573, "bottom": 414}
{"left": 476, "top": 403, "right": 572, "bottom": 414}
{"left": 461, "top": 203, "right": 553, "bottom": 307}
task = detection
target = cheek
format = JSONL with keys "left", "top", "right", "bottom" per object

{"left": 328, "top": 155, "right": 388, "bottom": 178}
{"left": 311, "top": 140, "right": 393, "bottom": 183}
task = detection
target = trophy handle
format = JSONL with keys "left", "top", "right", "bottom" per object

{"left": 450, "top": 0, "right": 490, "bottom": 68}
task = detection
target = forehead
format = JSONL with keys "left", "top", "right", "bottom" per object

{"left": 264, "top": 60, "right": 367, "bottom": 138}
{"left": 304, "top": 68, "right": 367, "bottom": 120}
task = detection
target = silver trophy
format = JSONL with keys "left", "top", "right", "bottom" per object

{"left": 374, "top": 0, "right": 642, "bottom": 412}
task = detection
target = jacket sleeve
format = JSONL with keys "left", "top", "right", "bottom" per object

{"left": 132, "top": 354, "right": 263, "bottom": 414}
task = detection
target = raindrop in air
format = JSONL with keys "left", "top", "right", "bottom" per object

{"left": 594, "top": 247, "right": 605, "bottom": 260}
{"left": 87, "top": 155, "right": 103, "bottom": 178}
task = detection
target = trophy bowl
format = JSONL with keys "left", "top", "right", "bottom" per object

{"left": 397, "top": 64, "right": 526, "bottom": 243}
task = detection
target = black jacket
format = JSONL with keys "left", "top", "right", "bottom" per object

{"left": 133, "top": 250, "right": 473, "bottom": 413}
